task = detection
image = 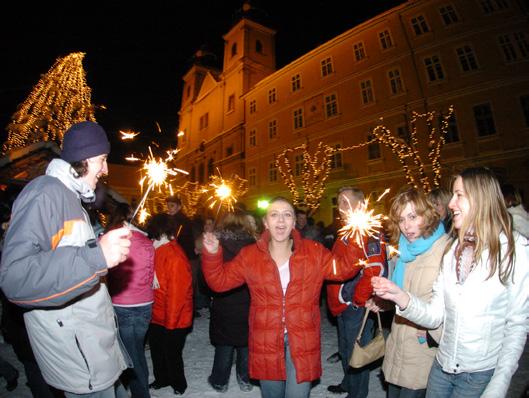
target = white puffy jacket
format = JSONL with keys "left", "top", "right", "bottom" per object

{"left": 399, "top": 233, "right": 529, "bottom": 398}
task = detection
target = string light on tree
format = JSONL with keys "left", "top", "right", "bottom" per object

{"left": 3, "top": 52, "right": 95, "bottom": 153}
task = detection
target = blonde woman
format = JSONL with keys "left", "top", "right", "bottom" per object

{"left": 372, "top": 167, "right": 529, "bottom": 398}
{"left": 369, "top": 188, "right": 448, "bottom": 398}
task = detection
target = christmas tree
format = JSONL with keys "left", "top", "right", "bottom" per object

{"left": 3, "top": 52, "right": 95, "bottom": 153}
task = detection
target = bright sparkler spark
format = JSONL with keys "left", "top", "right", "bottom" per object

{"left": 338, "top": 197, "right": 384, "bottom": 247}
{"left": 203, "top": 173, "right": 249, "bottom": 214}
{"left": 377, "top": 188, "right": 391, "bottom": 202}
{"left": 130, "top": 147, "right": 188, "bottom": 222}
{"left": 138, "top": 208, "right": 150, "bottom": 224}
{"left": 120, "top": 130, "right": 140, "bottom": 140}
{"left": 388, "top": 245, "right": 400, "bottom": 258}
{"left": 125, "top": 154, "right": 141, "bottom": 162}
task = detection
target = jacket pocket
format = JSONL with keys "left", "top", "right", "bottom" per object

{"left": 74, "top": 334, "right": 93, "bottom": 391}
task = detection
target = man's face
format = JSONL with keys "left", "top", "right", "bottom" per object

{"left": 337, "top": 191, "right": 361, "bottom": 222}
{"left": 82, "top": 154, "right": 108, "bottom": 190}
{"left": 296, "top": 213, "right": 307, "bottom": 229}
{"left": 167, "top": 201, "right": 180, "bottom": 215}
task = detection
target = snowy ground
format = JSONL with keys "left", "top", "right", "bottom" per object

{"left": 0, "top": 301, "right": 387, "bottom": 397}
{"left": 1, "top": 301, "right": 527, "bottom": 397}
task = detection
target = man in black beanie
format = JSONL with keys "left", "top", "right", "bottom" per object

{"left": 0, "top": 121, "right": 132, "bottom": 397}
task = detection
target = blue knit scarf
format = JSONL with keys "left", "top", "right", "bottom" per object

{"left": 391, "top": 222, "right": 445, "bottom": 288}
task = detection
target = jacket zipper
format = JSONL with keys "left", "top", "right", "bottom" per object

{"left": 75, "top": 335, "right": 93, "bottom": 390}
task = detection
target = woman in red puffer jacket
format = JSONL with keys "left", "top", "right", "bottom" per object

{"left": 201, "top": 197, "right": 361, "bottom": 398}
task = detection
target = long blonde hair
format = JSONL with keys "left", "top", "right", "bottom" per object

{"left": 455, "top": 167, "right": 514, "bottom": 284}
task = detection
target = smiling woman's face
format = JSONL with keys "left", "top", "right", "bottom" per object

{"left": 264, "top": 200, "right": 295, "bottom": 243}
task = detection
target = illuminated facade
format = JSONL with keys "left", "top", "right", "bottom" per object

{"left": 176, "top": 0, "right": 529, "bottom": 222}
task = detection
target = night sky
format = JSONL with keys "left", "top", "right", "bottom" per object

{"left": 0, "top": 0, "right": 405, "bottom": 163}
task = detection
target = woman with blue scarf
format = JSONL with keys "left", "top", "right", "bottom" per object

{"left": 368, "top": 188, "right": 448, "bottom": 398}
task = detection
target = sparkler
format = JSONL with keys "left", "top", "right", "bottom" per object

{"left": 119, "top": 130, "right": 140, "bottom": 140}
{"left": 338, "top": 197, "right": 383, "bottom": 247}
{"left": 203, "top": 171, "right": 249, "bottom": 223}
{"left": 129, "top": 147, "right": 188, "bottom": 222}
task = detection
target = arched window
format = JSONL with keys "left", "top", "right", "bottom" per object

{"left": 231, "top": 42, "right": 238, "bottom": 57}
{"left": 256, "top": 40, "right": 263, "bottom": 53}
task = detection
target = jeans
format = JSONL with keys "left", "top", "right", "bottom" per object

{"left": 114, "top": 304, "right": 152, "bottom": 398}
{"left": 260, "top": 334, "right": 311, "bottom": 398}
{"left": 387, "top": 383, "right": 426, "bottom": 398}
{"left": 210, "top": 345, "right": 250, "bottom": 387}
{"left": 64, "top": 380, "right": 128, "bottom": 398}
{"left": 426, "top": 359, "right": 494, "bottom": 398}
{"left": 337, "top": 305, "right": 373, "bottom": 398}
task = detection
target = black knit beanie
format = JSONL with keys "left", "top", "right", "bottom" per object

{"left": 61, "top": 121, "right": 111, "bottom": 163}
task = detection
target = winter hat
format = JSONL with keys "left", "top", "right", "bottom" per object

{"left": 61, "top": 121, "right": 111, "bottom": 163}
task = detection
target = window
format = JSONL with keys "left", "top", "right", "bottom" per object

{"left": 499, "top": 32, "right": 529, "bottom": 62}
{"left": 456, "top": 45, "right": 479, "bottom": 72}
{"left": 330, "top": 144, "right": 343, "bottom": 169}
{"left": 379, "top": 30, "right": 393, "bottom": 50}
{"left": 249, "top": 129, "right": 257, "bottom": 147}
{"left": 411, "top": 15, "right": 430, "bottom": 36}
{"left": 498, "top": 34, "right": 517, "bottom": 62}
{"left": 367, "top": 133, "right": 381, "bottom": 160}
{"left": 321, "top": 57, "right": 334, "bottom": 77}
{"left": 231, "top": 42, "right": 237, "bottom": 57}
{"left": 268, "top": 119, "right": 278, "bottom": 140}
{"left": 397, "top": 125, "right": 411, "bottom": 144}
{"left": 268, "top": 88, "right": 277, "bottom": 104}
{"left": 207, "top": 158, "right": 214, "bottom": 177}
{"left": 360, "top": 79, "right": 375, "bottom": 105}
{"left": 442, "top": 113, "right": 460, "bottom": 143}
{"left": 226, "top": 145, "right": 234, "bottom": 157}
{"left": 294, "top": 154, "right": 303, "bottom": 176}
{"left": 479, "top": 0, "right": 509, "bottom": 14}
{"left": 227, "top": 94, "right": 235, "bottom": 113}
{"left": 268, "top": 162, "right": 278, "bottom": 182}
{"left": 473, "top": 103, "right": 496, "bottom": 136}
{"left": 249, "top": 167, "right": 257, "bottom": 186}
{"left": 186, "top": 85, "right": 191, "bottom": 99}
{"left": 519, "top": 95, "right": 529, "bottom": 127}
{"left": 199, "top": 113, "right": 209, "bottom": 130}
{"left": 249, "top": 99, "right": 256, "bottom": 114}
{"left": 256, "top": 40, "right": 263, "bottom": 54}
{"left": 439, "top": 5, "right": 459, "bottom": 25}
{"left": 293, "top": 107, "right": 304, "bottom": 130}
{"left": 388, "top": 68, "right": 404, "bottom": 95}
{"left": 325, "top": 93, "right": 338, "bottom": 117}
{"left": 291, "top": 74, "right": 302, "bottom": 92}
{"left": 353, "top": 42, "right": 366, "bottom": 61}
{"left": 424, "top": 55, "right": 445, "bottom": 82}
{"left": 190, "top": 165, "right": 196, "bottom": 182}
{"left": 198, "top": 163, "right": 205, "bottom": 184}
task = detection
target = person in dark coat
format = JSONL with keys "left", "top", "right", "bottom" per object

{"left": 207, "top": 210, "right": 258, "bottom": 393}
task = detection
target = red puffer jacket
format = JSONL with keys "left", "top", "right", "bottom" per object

{"left": 151, "top": 240, "right": 193, "bottom": 329}
{"left": 201, "top": 229, "right": 359, "bottom": 383}
{"left": 326, "top": 234, "right": 386, "bottom": 316}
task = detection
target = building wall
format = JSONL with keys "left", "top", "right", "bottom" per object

{"left": 176, "top": 0, "right": 529, "bottom": 224}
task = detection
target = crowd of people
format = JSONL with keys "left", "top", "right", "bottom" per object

{"left": 0, "top": 121, "right": 528, "bottom": 398}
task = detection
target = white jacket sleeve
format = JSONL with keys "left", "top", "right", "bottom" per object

{"left": 482, "top": 238, "right": 529, "bottom": 398}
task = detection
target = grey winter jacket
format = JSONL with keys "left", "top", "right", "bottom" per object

{"left": 0, "top": 159, "right": 128, "bottom": 393}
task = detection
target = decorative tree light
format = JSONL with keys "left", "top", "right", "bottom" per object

{"left": 3, "top": 52, "right": 95, "bottom": 153}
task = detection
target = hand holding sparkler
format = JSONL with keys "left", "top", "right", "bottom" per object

{"left": 202, "top": 231, "right": 220, "bottom": 254}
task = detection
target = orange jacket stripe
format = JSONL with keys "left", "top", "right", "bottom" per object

{"left": 50, "top": 219, "right": 82, "bottom": 250}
